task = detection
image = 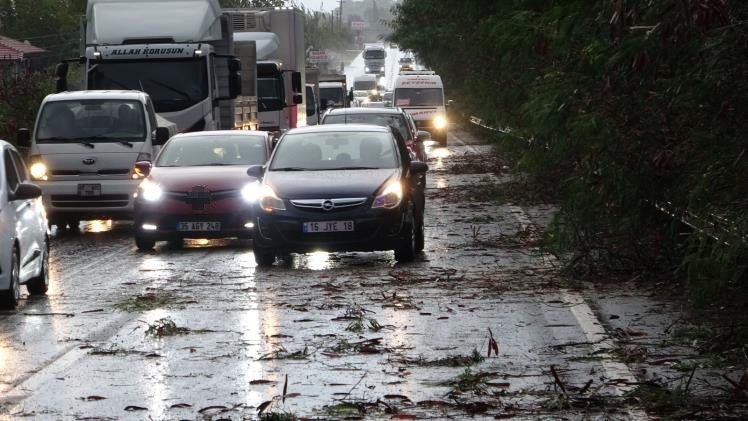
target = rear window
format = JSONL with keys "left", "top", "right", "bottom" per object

{"left": 322, "top": 113, "right": 409, "bottom": 140}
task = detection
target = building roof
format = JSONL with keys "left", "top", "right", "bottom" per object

{"left": 0, "top": 36, "right": 46, "bottom": 61}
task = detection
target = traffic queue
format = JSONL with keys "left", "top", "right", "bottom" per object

{"left": 0, "top": 43, "right": 445, "bottom": 309}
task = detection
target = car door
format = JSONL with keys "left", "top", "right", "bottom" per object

{"left": 5, "top": 149, "right": 39, "bottom": 282}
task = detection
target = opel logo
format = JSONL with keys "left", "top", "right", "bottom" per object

{"left": 82, "top": 158, "right": 96, "bottom": 165}
{"left": 322, "top": 200, "right": 335, "bottom": 211}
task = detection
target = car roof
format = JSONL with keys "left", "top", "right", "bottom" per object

{"left": 324, "top": 107, "right": 403, "bottom": 116}
{"left": 43, "top": 90, "right": 149, "bottom": 102}
{"left": 172, "top": 130, "right": 270, "bottom": 139}
{"left": 285, "top": 124, "right": 391, "bottom": 135}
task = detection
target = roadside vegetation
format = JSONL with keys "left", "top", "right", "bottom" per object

{"left": 390, "top": 1, "right": 748, "bottom": 307}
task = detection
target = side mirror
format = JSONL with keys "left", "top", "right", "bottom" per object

{"left": 293, "top": 94, "right": 303, "bottom": 105}
{"left": 291, "top": 71, "right": 302, "bottom": 93}
{"left": 55, "top": 62, "right": 68, "bottom": 93}
{"left": 247, "top": 165, "right": 265, "bottom": 179}
{"left": 11, "top": 182, "right": 42, "bottom": 201}
{"left": 228, "top": 58, "right": 242, "bottom": 99}
{"left": 17, "top": 128, "right": 30, "bottom": 148}
{"left": 154, "top": 127, "right": 170, "bottom": 145}
{"left": 134, "top": 161, "right": 152, "bottom": 178}
{"left": 409, "top": 161, "right": 428, "bottom": 174}
{"left": 416, "top": 130, "right": 431, "bottom": 142}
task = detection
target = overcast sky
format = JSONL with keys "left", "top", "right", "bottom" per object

{"left": 294, "top": 0, "right": 336, "bottom": 12}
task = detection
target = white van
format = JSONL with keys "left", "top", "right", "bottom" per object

{"left": 353, "top": 74, "right": 381, "bottom": 105}
{"left": 393, "top": 71, "right": 448, "bottom": 146}
{"left": 18, "top": 90, "right": 175, "bottom": 229}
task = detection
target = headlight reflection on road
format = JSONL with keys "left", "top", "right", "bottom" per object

{"left": 428, "top": 147, "right": 451, "bottom": 170}
{"left": 83, "top": 219, "right": 113, "bottom": 233}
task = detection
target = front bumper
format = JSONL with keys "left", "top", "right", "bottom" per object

{"left": 37, "top": 179, "right": 139, "bottom": 219}
{"left": 133, "top": 210, "right": 255, "bottom": 240}
{"left": 253, "top": 205, "right": 408, "bottom": 253}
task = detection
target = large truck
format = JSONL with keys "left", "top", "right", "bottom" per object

{"left": 318, "top": 73, "right": 350, "bottom": 110}
{"left": 56, "top": 0, "right": 242, "bottom": 134}
{"left": 363, "top": 44, "right": 386, "bottom": 76}
{"left": 226, "top": 8, "right": 305, "bottom": 133}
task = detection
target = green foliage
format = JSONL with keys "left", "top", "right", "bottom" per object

{"left": 0, "top": 67, "right": 53, "bottom": 144}
{"left": 391, "top": 0, "right": 748, "bottom": 297}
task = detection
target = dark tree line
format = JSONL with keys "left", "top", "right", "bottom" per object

{"left": 390, "top": 0, "right": 748, "bottom": 300}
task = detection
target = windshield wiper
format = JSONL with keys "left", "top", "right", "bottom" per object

{"left": 118, "top": 140, "right": 133, "bottom": 148}
{"left": 272, "top": 167, "right": 312, "bottom": 171}
{"left": 331, "top": 166, "right": 381, "bottom": 170}
{"left": 147, "top": 79, "right": 192, "bottom": 100}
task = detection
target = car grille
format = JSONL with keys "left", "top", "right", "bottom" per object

{"left": 51, "top": 169, "right": 130, "bottom": 176}
{"left": 290, "top": 198, "right": 367, "bottom": 212}
{"left": 50, "top": 194, "right": 130, "bottom": 208}
{"left": 165, "top": 188, "right": 240, "bottom": 210}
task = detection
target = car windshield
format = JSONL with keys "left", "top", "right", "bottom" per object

{"left": 271, "top": 131, "right": 398, "bottom": 171}
{"left": 88, "top": 59, "right": 208, "bottom": 113}
{"left": 354, "top": 80, "right": 377, "bottom": 91}
{"left": 36, "top": 99, "right": 146, "bottom": 143}
{"left": 394, "top": 88, "right": 444, "bottom": 106}
{"left": 322, "top": 113, "right": 409, "bottom": 140}
{"left": 157, "top": 135, "right": 267, "bottom": 167}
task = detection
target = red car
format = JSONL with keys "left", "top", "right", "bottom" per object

{"left": 133, "top": 131, "right": 273, "bottom": 250}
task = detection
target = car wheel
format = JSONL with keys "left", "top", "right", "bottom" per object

{"left": 0, "top": 247, "right": 21, "bottom": 308}
{"left": 66, "top": 219, "right": 80, "bottom": 232}
{"left": 254, "top": 247, "right": 276, "bottom": 267}
{"left": 394, "top": 217, "right": 416, "bottom": 262}
{"left": 437, "top": 133, "right": 447, "bottom": 147}
{"left": 135, "top": 236, "right": 156, "bottom": 251}
{"left": 415, "top": 216, "right": 425, "bottom": 252}
{"left": 27, "top": 240, "right": 49, "bottom": 295}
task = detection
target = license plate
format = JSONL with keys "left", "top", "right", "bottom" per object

{"left": 303, "top": 221, "right": 354, "bottom": 233}
{"left": 78, "top": 184, "right": 101, "bottom": 197}
{"left": 177, "top": 221, "right": 221, "bottom": 232}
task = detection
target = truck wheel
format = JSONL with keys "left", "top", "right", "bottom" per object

{"left": 254, "top": 247, "right": 275, "bottom": 267}
{"left": 135, "top": 236, "right": 155, "bottom": 251}
{"left": 27, "top": 240, "right": 49, "bottom": 295}
{"left": 0, "top": 247, "right": 21, "bottom": 308}
{"left": 437, "top": 133, "right": 448, "bottom": 147}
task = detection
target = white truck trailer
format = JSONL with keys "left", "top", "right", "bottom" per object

{"left": 56, "top": 0, "right": 242, "bottom": 133}
{"left": 226, "top": 7, "right": 305, "bottom": 133}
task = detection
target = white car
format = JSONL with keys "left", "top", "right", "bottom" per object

{"left": 0, "top": 140, "right": 49, "bottom": 308}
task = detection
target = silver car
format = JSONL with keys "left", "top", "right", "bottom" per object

{"left": 0, "top": 140, "right": 49, "bottom": 308}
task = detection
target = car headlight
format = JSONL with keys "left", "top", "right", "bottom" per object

{"left": 434, "top": 115, "right": 447, "bottom": 130}
{"left": 30, "top": 162, "right": 48, "bottom": 181}
{"left": 258, "top": 185, "right": 286, "bottom": 212}
{"left": 365, "top": 67, "right": 371, "bottom": 72}
{"left": 241, "top": 181, "right": 261, "bottom": 203}
{"left": 139, "top": 179, "right": 163, "bottom": 202}
{"left": 372, "top": 180, "right": 402, "bottom": 209}
{"left": 370, "top": 89, "right": 378, "bottom": 96}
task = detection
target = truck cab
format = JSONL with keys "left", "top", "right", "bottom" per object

{"left": 393, "top": 71, "right": 448, "bottom": 146}
{"left": 363, "top": 45, "right": 386, "bottom": 76}
{"left": 19, "top": 91, "right": 174, "bottom": 228}
{"left": 59, "top": 0, "right": 241, "bottom": 134}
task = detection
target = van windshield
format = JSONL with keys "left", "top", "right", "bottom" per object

{"left": 36, "top": 99, "right": 146, "bottom": 143}
{"left": 394, "top": 88, "right": 444, "bottom": 107}
{"left": 364, "top": 49, "right": 385, "bottom": 60}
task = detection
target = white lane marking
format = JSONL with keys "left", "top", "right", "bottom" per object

{"left": 453, "top": 132, "right": 648, "bottom": 418}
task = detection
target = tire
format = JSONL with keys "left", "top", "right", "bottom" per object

{"left": 437, "top": 133, "right": 448, "bottom": 147}
{"left": 0, "top": 247, "right": 21, "bottom": 308}
{"left": 394, "top": 217, "right": 416, "bottom": 263}
{"left": 415, "top": 216, "right": 425, "bottom": 252}
{"left": 27, "top": 241, "right": 49, "bottom": 295}
{"left": 135, "top": 236, "right": 156, "bottom": 251}
{"left": 66, "top": 219, "right": 80, "bottom": 231}
{"left": 254, "top": 247, "right": 276, "bottom": 267}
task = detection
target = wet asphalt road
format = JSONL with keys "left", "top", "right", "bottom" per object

{"left": 0, "top": 129, "right": 651, "bottom": 420}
